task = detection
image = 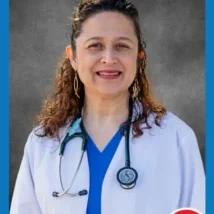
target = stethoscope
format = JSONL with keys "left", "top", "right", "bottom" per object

{"left": 52, "top": 116, "right": 138, "bottom": 198}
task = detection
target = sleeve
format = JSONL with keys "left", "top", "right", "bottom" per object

{"left": 10, "top": 133, "right": 42, "bottom": 214}
{"left": 178, "top": 127, "right": 205, "bottom": 214}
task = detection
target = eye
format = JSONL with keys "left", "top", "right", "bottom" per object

{"left": 116, "top": 44, "right": 130, "bottom": 50}
{"left": 88, "top": 43, "right": 103, "bottom": 49}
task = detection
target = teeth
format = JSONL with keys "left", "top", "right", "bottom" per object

{"left": 99, "top": 72, "right": 119, "bottom": 76}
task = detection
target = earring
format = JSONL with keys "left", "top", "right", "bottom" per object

{"left": 132, "top": 78, "right": 139, "bottom": 98}
{"left": 142, "top": 57, "right": 146, "bottom": 69}
{"left": 74, "top": 72, "right": 80, "bottom": 98}
{"left": 139, "top": 50, "right": 146, "bottom": 69}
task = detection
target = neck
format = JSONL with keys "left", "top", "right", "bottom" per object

{"left": 82, "top": 91, "right": 130, "bottom": 127}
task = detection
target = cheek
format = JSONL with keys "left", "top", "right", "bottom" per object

{"left": 76, "top": 55, "right": 97, "bottom": 84}
{"left": 76, "top": 49, "right": 97, "bottom": 71}
{"left": 125, "top": 57, "right": 138, "bottom": 80}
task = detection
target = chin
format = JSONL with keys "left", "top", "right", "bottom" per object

{"left": 96, "top": 87, "right": 127, "bottom": 98}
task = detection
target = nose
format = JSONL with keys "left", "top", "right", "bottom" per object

{"left": 100, "top": 48, "right": 118, "bottom": 64}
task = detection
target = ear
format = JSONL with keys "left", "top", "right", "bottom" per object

{"left": 65, "top": 45, "right": 77, "bottom": 71}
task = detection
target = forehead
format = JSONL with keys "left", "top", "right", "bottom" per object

{"left": 77, "top": 11, "right": 137, "bottom": 42}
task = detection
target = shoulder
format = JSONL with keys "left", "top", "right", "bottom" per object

{"left": 134, "top": 102, "right": 195, "bottom": 139}
{"left": 164, "top": 111, "right": 196, "bottom": 141}
{"left": 145, "top": 111, "right": 199, "bottom": 154}
{"left": 149, "top": 111, "right": 196, "bottom": 138}
{"left": 22, "top": 124, "right": 70, "bottom": 176}
{"left": 24, "top": 123, "right": 70, "bottom": 159}
{"left": 145, "top": 112, "right": 203, "bottom": 170}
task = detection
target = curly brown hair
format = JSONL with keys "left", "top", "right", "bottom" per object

{"left": 35, "top": 0, "right": 166, "bottom": 138}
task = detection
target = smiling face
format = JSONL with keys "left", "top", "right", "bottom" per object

{"left": 69, "top": 12, "right": 139, "bottom": 98}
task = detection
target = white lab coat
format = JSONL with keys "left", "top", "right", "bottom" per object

{"left": 10, "top": 112, "right": 205, "bottom": 214}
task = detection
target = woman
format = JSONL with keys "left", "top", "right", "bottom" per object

{"left": 10, "top": 0, "right": 205, "bottom": 213}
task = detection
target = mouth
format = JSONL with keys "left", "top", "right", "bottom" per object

{"left": 96, "top": 70, "right": 122, "bottom": 79}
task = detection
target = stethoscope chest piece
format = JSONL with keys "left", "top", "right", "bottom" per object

{"left": 117, "top": 167, "right": 138, "bottom": 189}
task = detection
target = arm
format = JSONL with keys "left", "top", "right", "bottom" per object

{"left": 178, "top": 127, "right": 205, "bottom": 213}
{"left": 10, "top": 133, "right": 42, "bottom": 214}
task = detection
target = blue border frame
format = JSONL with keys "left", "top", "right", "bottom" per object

{"left": 3, "top": 0, "right": 208, "bottom": 213}
{"left": 1, "top": 0, "right": 9, "bottom": 213}
{"left": 206, "top": 0, "right": 213, "bottom": 213}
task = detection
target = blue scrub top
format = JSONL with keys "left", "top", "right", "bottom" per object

{"left": 86, "top": 128, "right": 123, "bottom": 214}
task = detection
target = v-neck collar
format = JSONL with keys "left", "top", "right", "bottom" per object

{"left": 86, "top": 128, "right": 122, "bottom": 156}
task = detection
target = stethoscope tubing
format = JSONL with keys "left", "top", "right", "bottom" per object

{"left": 53, "top": 116, "right": 137, "bottom": 198}
{"left": 58, "top": 150, "right": 85, "bottom": 197}
{"left": 55, "top": 125, "right": 88, "bottom": 197}
{"left": 125, "top": 123, "right": 131, "bottom": 168}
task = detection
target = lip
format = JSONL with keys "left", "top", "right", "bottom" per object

{"left": 96, "top": 70, "right": 122, "bottom": 73}
{"left": 95, "top": 70, "right": 122, "bottom": 80}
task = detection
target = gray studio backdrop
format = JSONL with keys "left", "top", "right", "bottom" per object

{"left": 10, "top": 0, "right": 205, "bottom": 203}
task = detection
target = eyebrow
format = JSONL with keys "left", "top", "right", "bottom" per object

{"left": 84, "top": 36, "right": 135, "bottom": 44}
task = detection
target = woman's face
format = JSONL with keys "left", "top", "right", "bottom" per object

{"left": 70, "top": 12, "right": 139, "bottom": 97}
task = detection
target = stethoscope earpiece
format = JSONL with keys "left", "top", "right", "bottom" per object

{"left": 52, "top": 191, "right": 59, "bottom": 197}
{"left": 52, "top": 189, "right": 88, "bottom": 198}
{"left": 117, "top": 167, "right": 138, "bottom": 190}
